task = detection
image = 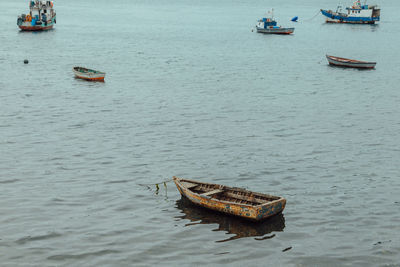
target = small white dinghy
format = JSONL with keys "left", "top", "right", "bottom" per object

{"left": 73, "top": 67, "right": 105, "bottom": 81}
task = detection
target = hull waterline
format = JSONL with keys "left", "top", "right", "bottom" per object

{"left": 19, "top": 24, "right": 54, "bottom": 31}
{"left": 256, "top": 27, "right": 294, "bottom": 34}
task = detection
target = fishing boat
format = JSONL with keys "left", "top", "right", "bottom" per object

{"left": 73, "top": 67, "right": 106, "bottom": 81}
{"left": 256, "top": 10, "right": 294, "bottom": 34}
{"left": 173, "top": 176, "right": 286, "bottom": 221}
{"left": 321, "top": 0, "right": 380, "bottom": 24}
{"left": 17, "top": 1, "right": 56, "bottom": 31}
{"left": 326, "top": 55, "right": 376, "bottom": 69}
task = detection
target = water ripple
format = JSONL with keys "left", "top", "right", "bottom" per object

{"left": 47, "top": 250, "right": 120, "bottom": 261}
{"left": 16, "top": 232, "right": 62, "bottom": 245}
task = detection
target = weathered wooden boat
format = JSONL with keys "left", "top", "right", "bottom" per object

{"left": 17, "top": 1, "right": 56, "bottom": 31}
{"left": 326, "top": 55, "right": 376, "bottom": 69}
{"left": 173, "top": 176, "right": 286, "bottom": 221}
{"left": 321, "top": 0, "right": 380, "bottom": 24}
{"left": 256, "top": 10, "right": 294, "bottom": 35}
{"left": 73, "top": 67, "right": 106, "bottom": 81}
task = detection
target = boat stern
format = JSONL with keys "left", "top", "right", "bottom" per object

{"left": 255, "top": 198, "right": 286, "bottom": 221}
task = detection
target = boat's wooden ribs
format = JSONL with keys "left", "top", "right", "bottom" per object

{"left": 201, "top": 189, "right": 224, "bottom": 196}
{"left": 182, "top": 181, "right": 198, "bottom": 189}
{"left": 223, "top": 192, "right": 269, "bottom": 205}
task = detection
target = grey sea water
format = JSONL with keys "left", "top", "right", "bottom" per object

{"left": 1, "top": 0, "right": 400, "bottom": 266}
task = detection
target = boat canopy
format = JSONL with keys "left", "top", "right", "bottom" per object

{"left": 262, "top": 18, "right": 277, "bottom": 26}
{"left": 348, "top": 0, "right": 370, "bottom": 9}
{"left": 346, "top": 5, "right": 369, "bottom": 10}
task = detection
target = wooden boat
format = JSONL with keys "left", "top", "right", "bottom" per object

{"left": 326, "top": 55, "right": 376, "bottom": 69}
{"left": 73, "top": 67, "right": 106, "bottom": 81}
{"left": 173, "top": 176, "right": 286, "bottom": 221}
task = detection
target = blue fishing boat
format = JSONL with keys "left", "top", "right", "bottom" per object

{"left": 256, "top": 10, "right": 294, "bottom": 35}
{"left": 321, "top": 0, "right": 380, "bottom": 24}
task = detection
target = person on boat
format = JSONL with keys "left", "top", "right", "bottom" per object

{"left": 352, "top": 0, "right": 361, "bottom": 9}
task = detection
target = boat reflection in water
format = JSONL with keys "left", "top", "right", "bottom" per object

{"left": 175, "top": 197, "right": 285, "bottom": 242}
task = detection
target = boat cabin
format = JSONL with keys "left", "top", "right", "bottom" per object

{"left": 257, "top": 18, "right": 278, "bottom": 29}
{"left": 345, "top": 0, "right": 380, "bottom": 18}
{"left": 262, "top": 18, "right": 277, "bottom": 26}
{"left": 27, "top": 1, "right": 55, "bottom": 22}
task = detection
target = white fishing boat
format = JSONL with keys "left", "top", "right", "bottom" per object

{"left": 256, "top": 10, "right": 294, "bottom": 35}
{"left": 17, "top": 1, "right": 56, "bottom": 31}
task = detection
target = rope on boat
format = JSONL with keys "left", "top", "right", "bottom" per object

{"left": 303, "top": 10, "right": 321, "bottom": 21}
{"left": 138, "top": 179, "right": 173, "bottom": 193}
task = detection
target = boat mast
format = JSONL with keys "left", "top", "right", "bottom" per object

{"left": 336, "top": 3, "right": 342, "bottom": 13}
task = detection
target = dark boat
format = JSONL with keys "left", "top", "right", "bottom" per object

{"left": 326, "top": 55, "right": 376, "bottom": 69}
{"left": 173, "top": 176, "right": 286, "bottom": 221}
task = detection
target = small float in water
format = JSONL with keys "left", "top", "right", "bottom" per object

{"left": 73, "top": 67, "right": 106, "bottom": 81}
{"left": 173, "top": 176, "right": 286, "bottom": 221}
{"left": 17, "top": 1, "right": 56, "bottom": 31}
{"left": 321, "top": 0, "right": 380, "bottom": 24}
{"left": 256, "top": 9, "right": 294, "bottom": 34}
{"left": 326, "top": 55, "right": 376, "bottom": 69}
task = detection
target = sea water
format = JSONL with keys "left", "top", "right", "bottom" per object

{"left": 1, "top": 0, "right": 400, "bottom": 265}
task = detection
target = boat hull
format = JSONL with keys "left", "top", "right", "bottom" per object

{"left": 173, "top": 177, "right": 286, "bottom": 221}
{"left": 326, "top": 55, "right": 376, "bottom": 69}
{"left": 256, "top": 27, "right": 294, "bottom": 34}
{"left": 321, "top": 9, "right": 379, "bottom": 24}
{"left": 19, "top": 24, "right": 54, "bottom": 31}
{"left": 18, "top": 16, "right": 56, "bottom": 31}
{"left": 74, "top": 75, "right": 105, "bottom": 81}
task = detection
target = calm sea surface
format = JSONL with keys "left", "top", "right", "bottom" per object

{"left": 1, "top": 0, "right": 400, "bottom": 266}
